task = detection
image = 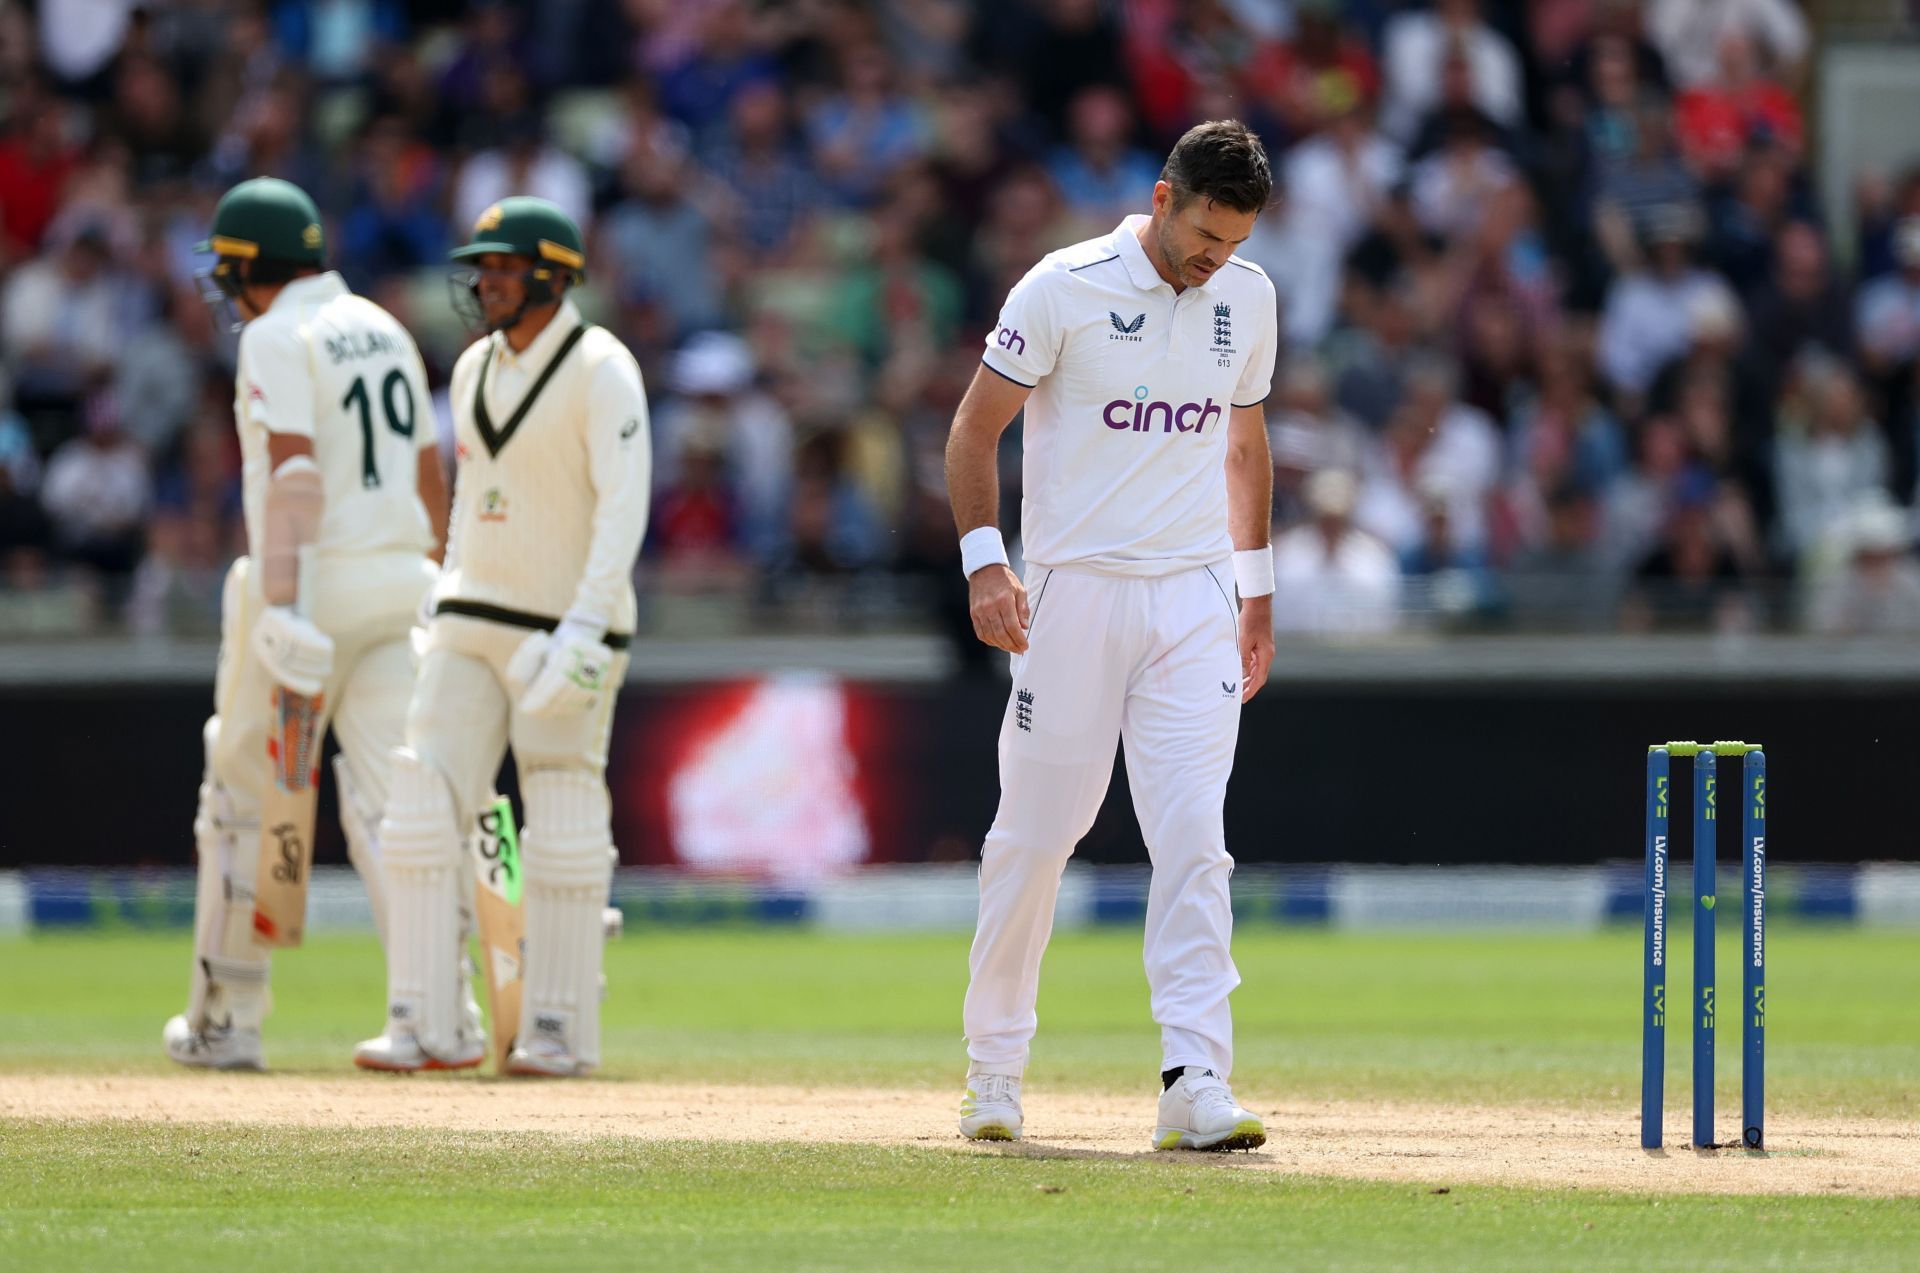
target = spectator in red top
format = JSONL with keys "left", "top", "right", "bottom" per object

{"left": 1674, "top": 31, "right": 1802, "bottom": 181}
{"left": 652, "top": 434, "right": 742, "bottom": 575}
{"left": 0, "top": 88, "right": 80, "bottom": 262}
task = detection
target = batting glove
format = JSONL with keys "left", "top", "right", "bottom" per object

{"left": 253, "top": 605, "right": 334, "bottom": 697}
{"left": 507, "top": 621, "right": 613, "bottom": 718}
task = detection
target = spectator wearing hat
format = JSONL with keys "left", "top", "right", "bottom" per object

{"left": 652, "top": 332, "right": 793, "bottom": 561}
{"left": 1272, "top": 468, "right": 1402, "bottom": 638}
{"left": 1806, "top": 499, "right": 1920, "bottom": 635}
{"left": 1648, "top": 284, "right": 1745, "bottom": 417}
{"left": 1774, "top": 360, "right": 1891, "bottom": 562}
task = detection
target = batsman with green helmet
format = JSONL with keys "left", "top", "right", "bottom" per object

{"left": 165, "top": 177, "right": 449, "bottom": 1070}
{"left": 358, "top": 196, "right": 652, "bottom": 1076}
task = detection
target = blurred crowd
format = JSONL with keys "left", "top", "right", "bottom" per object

{"left": 2, "top": 0, "right": 1919, "bottom": 646}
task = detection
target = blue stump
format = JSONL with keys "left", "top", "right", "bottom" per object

{"left": 1743, "top": 750, "right": 1766, "bottom": 1150}
{"left": 1642, "top": 748, "right": 1671, "bottom": 1149}
{"left": 1693, "top": 750, "right": 1717, "bottom": 1148}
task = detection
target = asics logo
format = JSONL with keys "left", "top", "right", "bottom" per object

{"left": 1103, "top": 385, "right": 1221, "bottom": 435}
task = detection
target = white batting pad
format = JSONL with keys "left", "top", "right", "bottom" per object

{"left": 378, "top": 750, "right": 465, "bottom": 1058}
{"left": 519, "top": 769, "right": 614, "bottom": 1067}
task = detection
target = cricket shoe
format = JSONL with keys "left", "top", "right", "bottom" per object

{"left": 352, "top": 1029, "right": 485, "bottom": 1072}
{"left": 352, "top": 1001, "right": 484, "bottom": 1072}
{"left": 163, "top": 1014, "right": 265, "bottom": 1071}
{"left": 1154, "top": 1067, "right": 1266, "bottom": 1152}
{"left": 958, "top": 1068, "right": 1023, "bottom": 1142}
{"left": 505, "top": 1034, "right": 592, "bottom": 1078}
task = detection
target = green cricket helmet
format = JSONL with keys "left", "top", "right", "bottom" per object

{"left": 197, "top": 177, "right": 327, "bottom": 327}
{"left": 199, "top": 178, "right": 325, "bottom": 270}
{"left": 449, "top": 197, "right": 586, "bottom": 330}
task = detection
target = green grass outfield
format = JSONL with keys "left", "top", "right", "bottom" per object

{"left": 3, "top": 924, "right": 1917, "bottom": 1270}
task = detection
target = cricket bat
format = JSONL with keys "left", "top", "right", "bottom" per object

{"left": 470, "top": 795, "right": 524, "bottom": 1071}
{"left": 253, "top": 549, "right": 323, "bottom": 947}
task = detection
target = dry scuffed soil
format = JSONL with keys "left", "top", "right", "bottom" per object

{"left": 3, "top": 1073, "right": 1916, "bottom": 1198}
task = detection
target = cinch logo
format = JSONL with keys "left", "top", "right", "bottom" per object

{"left": 996, "top": 326, "right": 1025, "bottom": 356}
{"left": 1103, "top": 385, "right": 1221, "bottom": 434}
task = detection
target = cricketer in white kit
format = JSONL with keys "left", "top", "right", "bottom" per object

{"left": 946, "top": 122, "right": 1280, "bottom": 1150}
{"left": 165, "top": 178, "right": 448, "bottom": 1070}
{"left": 354, "top": 197, "right": 650, "bottom": 1076}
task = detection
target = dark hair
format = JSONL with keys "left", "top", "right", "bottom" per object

{"left": 1161, "top": 119, "right": 1273, "bottom": 214}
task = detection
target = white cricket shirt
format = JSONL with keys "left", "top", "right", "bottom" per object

{"left": 234, "top": 272, "right": 437, "bottom": 560}
{"left": 980, "top": 214, "right": 1278, "bottom": 577}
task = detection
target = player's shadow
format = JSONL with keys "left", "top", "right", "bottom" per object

{"left": 956, "top": 1140, "right": 1269, "bottom": 1168}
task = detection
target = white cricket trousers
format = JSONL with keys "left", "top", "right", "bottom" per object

{"left": 964, "top": 560, "right": 1245, "bottom": 1078}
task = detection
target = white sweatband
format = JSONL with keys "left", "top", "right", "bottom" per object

{"left": 1232, "top": 547, "right": 1275, "bottom": 599}
{"left": 959, "top": 526, "right": 1010, "bottom": 579}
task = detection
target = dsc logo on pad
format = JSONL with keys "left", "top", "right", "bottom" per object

{"left": 1103, "top": 385, "right": 1221, "bottom": 434}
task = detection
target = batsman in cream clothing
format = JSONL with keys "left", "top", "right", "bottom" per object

{"left": 164, "top": 178, "right": 447, "bottom": 1071}
{"left": 356, "top": 197, "right": 651, "bottom": 1076}
{"left": 947, "top": 122, "right": 1280, "bottom": 1151}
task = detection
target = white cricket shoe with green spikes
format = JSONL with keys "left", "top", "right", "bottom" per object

{"left": 959, "top": 1066, "right": 1023, "bottom": 1141}
{"left": 1154, "top": 1067, "right": 1266, "bottom": 1152}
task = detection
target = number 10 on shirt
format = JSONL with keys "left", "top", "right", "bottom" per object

{"left": 341, "top": 368, "right": 415, "bottom": 489}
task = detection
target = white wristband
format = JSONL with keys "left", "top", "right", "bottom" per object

{"left": 1232, "top": 547, "right": 1274, "bottom": 599}
{"left": 959, "top": 526, "right": 1010, "bottom": 579}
